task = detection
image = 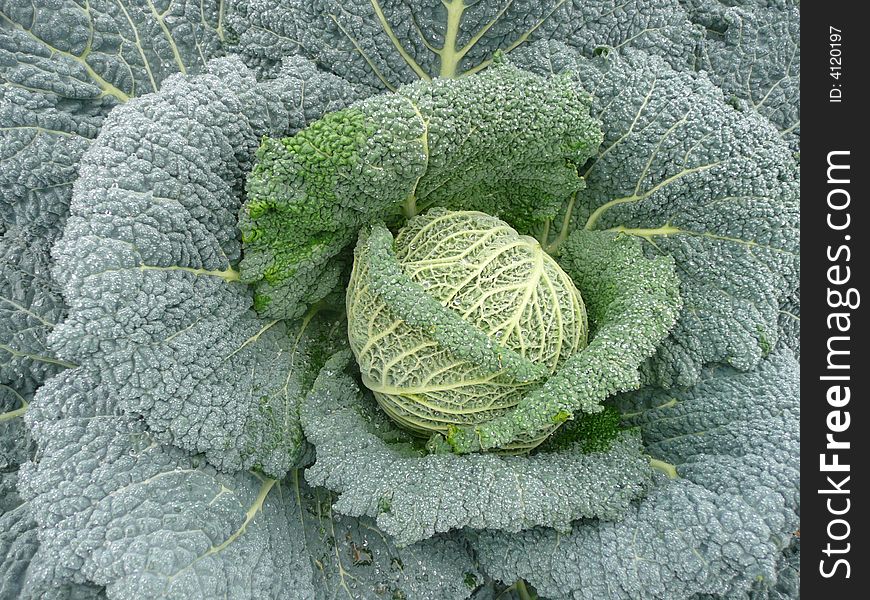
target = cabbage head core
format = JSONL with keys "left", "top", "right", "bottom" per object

{"left": 347, "top": 208, "right": 588, "bottom": 441}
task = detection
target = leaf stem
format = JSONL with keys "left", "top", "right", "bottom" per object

{"left": 403, "top": 196, "right": 418, "bottom": 218}
{"left": 649, "top": 458, "right": 678, "bottom": 479}
{"left": 516, "top": 579, "right": 535, "bottom": 600}
{"left": 0, "top": 344, "right": 77, "bottom": 369}
{"left": 544, "top": 191, "right": 578, "bottom": 254}
{"left": 621, "top": 398, "right": 678, "bottom": 418}
{"left": 537, "top": 218, "right": 551, "bottom": 248}
{"left": 0, "top": 400, "right": 28, "bottom": 422}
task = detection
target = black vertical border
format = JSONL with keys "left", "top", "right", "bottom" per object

{"left": 802, "top": 3, "right": 867, "bottom": 597}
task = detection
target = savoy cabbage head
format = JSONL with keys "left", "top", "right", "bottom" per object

{"left": 1, "top": 1, "right": 799, "bottom": 599}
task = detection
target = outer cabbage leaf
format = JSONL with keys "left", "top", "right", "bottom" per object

{"left": 474, "top": 349, "right": 799, "bottom": 600}
{"left": 0, "top": 0, "right": 225, "bottom": 232}
{"left": 302, "top": 351, "right": 652, "bottom": 546}
{"left": 287, "top": 470, "right": 482, "bottom": 600}
{"left": 0, "top": 229, "right": 70, "bottom": 397}
{"left": 49, "top": 57, "right": 364, "bottom": 477}
{"left": 226, "top": 0, "right": 702, "bottom": 86}
{"left": 19, "top": 367, "right": 479, "bottom": 600}
{"left": 0, "top": 472, "right": 38, "bottom": 599}
{"left": 513, "top": 43, "right": 799, "bottom": 387}
{"left": 0, "top": 88, "right": 101, "bottom": 233}
{"left": 680, "top": 0, "right": 800, "bottom": 148}
{"left": 695, "top": 537, "right": 800, "bottom": 600}
{"left": 0, "top": 471, "right": 106, "bottom": 600}
{"left": 0, "top": 0, "right": 229, "bottom": 483}
{"left": 240, "top": 59, "right": 601, "bottom": 320}
{"left": 0, "top": 230, "right": 64, "bottom": 474}
{"left": 19, "top": 367, "right": 316, "bottom": 600}
{"left": 225, "top": 0, "right": 798, "bottom": 154}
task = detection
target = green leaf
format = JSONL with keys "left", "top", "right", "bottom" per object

{"left": 226, "top": 0, "right": 702, "bottom": 87}
{"left": 302, "top": 352, "right": 652, "bottom": 546}
{"left": 513, "top": 43, "right": 799, "bottom": 386}
{"left": 681, "top": 0, "right": 800, "bottom": 148}
{"left": 240, "top": 59, "right": 602, "bottom": 320}
{"left": 1, "top": 0, "right": 227, "bottom": 232}
{"left": 288, "top": 470, "right": 481, "bottom": 600}
{"left": 20, "top": 367, "right": 479, "bottom": 600}
{"left": 21, "top": 368, "right": 318, "bottom": 599}
{"left": 50, "top": 57, "right": 363, "bottom": 477}
{"left": 475, "top": 350, "right": 800, "bottom": 600}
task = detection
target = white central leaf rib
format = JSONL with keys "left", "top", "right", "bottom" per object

{"left": 0, "top": 343, "right": 77, "bottom": 369}
{"left": 223, "top": 320, "right": 281, "bottom": 361}
{"left": 439, "top": 0, "right": 467, "bottom": 77}
{"left": 608, "top": 224, "right": 797, "bottom": 256}
{"left": 498, "top": 244, "right": 544, "bottom": 344}
{"left": 0, "top": 398, "right": 28, "bottom": 422}
{"left": 137, "top": 264, "right": 241, "bottom": 282}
